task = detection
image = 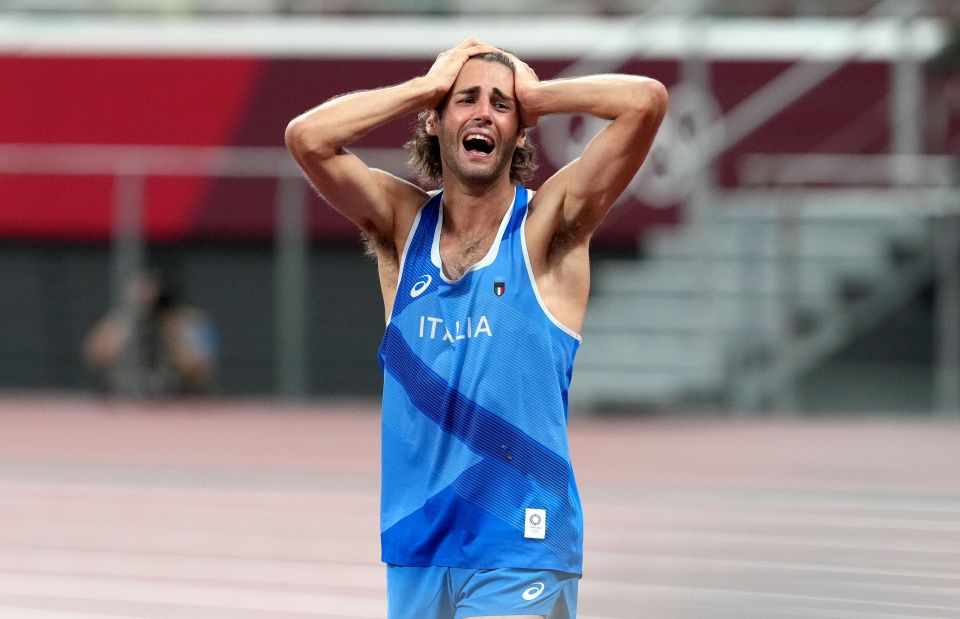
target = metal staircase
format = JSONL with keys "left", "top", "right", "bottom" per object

{"left": 570, "top": 202, "right": 934, "bottom": 411}
{"left": 566, "top": 1, "right": 955, "bottom": 412}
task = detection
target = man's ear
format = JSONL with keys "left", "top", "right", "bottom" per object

{"left": 516, "top": 129, "right": 527, "bottom": 149}
{"left": 425, "top": 111, "right": 439, "bottom": 136}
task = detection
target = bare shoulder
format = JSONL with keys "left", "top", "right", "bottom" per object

{"left": 364, "top": 177, "right": 434, "bottom": 310}
{"left": 523, "top": 175, "right": 593, "bottom": 334}
{"left": 385, "top": 176, "right": 433, "bottom": 255}
{"left": 524, "top": 170, "right": 591, "bottom": 264}
{"left": 364, "top": 169, "right": 429, "bottom": 241}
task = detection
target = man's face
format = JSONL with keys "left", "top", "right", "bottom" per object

{"left": 431, "top": 58, "right": 524, "bottom": 186}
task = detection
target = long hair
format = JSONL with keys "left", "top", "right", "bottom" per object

{"left": 404, "top": 52, "right": 538, "bottom": 187}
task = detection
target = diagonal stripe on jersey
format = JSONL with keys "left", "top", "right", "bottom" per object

{"left": 380, "top": 324, "right": 569, "bottom": 501}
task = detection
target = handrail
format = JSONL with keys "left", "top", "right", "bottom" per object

{"left": 0, "top": 143, "right": 408, "bottom": 178}
{"left": 739, "top": 153, "right": 959, "bottom": 187}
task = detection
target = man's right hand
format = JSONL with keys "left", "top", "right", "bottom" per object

{"left": 422, "top": 39, "right": 499, "bottom": 109}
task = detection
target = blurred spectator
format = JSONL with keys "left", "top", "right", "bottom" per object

{"left": 83, "top": 265, "right": 218, "bottom": 397}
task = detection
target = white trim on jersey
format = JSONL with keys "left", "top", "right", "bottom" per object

{"left": 519, "top": 189, "right": 583, "bottom": 343}
{"left": 385, "top": 192, "right": 434, "bottom": 328}
{"left": 431, "top": 190, "right": 515, "bottom": 285}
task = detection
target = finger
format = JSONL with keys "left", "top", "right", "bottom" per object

{"left": 436, "top": 42, "right": 495, "bottom": 65}
{"left": 454, "top": 38, "right": 488, "bottom": 51}
{"left": 434, "top": 39, "right": 478, "bottom": 60}
{"left": 464, "top": 44, "right": 499, "bottom": 58}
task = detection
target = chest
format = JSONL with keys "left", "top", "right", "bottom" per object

{"left": 438, "top": 229, "right": 500, "bottom": 281}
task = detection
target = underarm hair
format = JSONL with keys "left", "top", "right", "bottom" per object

{"left": 360, "top": 231, "right": 400, "bottom": 266}
{"left": 360, "top": 232, "right": 380, "bottom": 261}
{"left": 551, "top": 212, "right": 590, "bottom": 256}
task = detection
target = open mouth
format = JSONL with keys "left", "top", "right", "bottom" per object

{"left": 462, "top": 132, "right": 495, "bottom": 156}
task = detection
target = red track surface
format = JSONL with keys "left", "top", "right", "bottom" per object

{"left": 1, "top": 395, "right": 958, "bottom": 618}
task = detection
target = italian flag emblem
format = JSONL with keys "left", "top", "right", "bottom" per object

{"left": 494, "top": 279, "right": 506, "bottom": 296}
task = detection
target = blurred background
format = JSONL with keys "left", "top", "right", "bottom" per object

{"left": 1, "top": 3, "right": 959, "bottom": 618}
{"left": 0, "top": 0, "right": 958, "bottom": 415}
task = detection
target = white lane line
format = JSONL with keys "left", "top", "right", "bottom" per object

{"left": 585, "top": 527, "right": 960, "bottom": 554}
{"left": 582, "top": 488, "right": 960, "bottom": 513}
{"left": 581, "top": 611, "right": 929, "bottom": 619}
{"left": 580, "top": 581, "right": 960, "bottom": 614}
{"left": 585, "top": 575, "right": 960, "bottom": 601}
{"left": 0, "top": 488, "right": 377, "bottom": 528}
{"left": 585, "top": 506, "right": 960, "bottom": 532}
{"left": 0, "top": 506, "right": 379, "bottom": 538}
{"left": 580, "top": 604, "right": 939, "bottom": 619}
{"left": 0, "top": 546, "right": 383, "bottom": 588}
{"left": 0, "top": 522, "right": 380, "bottom": 561}
{"left": 0, "top": 480, "right": 379, "bottom": 511}
{"left": 587, "top": 551, "right": 960, "bottom": 581}
{"left": 0, "top": 572, "right": 386, "bottom": 617}
{"left": 0, "top": 608, "right": 144, "bottom": 619}
{"left": 779, "top": 611, "right": 940, "bottom": 619}
{"left": 0, "top": 480, "right": 378, "bottom": 507}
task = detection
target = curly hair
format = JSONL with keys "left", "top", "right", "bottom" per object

{"left": 404, "top": 52, "right": 538, "bottom": 187}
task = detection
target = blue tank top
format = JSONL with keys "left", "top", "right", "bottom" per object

{"left": 377, "top": 185, "right": 583, "bottom": 574}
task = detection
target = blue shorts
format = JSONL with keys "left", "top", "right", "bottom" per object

{"left": 386, "top": 565, "right": 579, "bottom": 619}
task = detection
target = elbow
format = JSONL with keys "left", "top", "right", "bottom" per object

{"left": 284, "top": 115, "right": 334, "bottom": 162}
{"left": 284, "top": 116, "right": 311, "bottom": 158}
{"left": 636, "top": 78, "right": 669, "bottom": 123}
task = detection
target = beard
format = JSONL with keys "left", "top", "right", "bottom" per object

{"left": 437, "top": 128, "right": 515, "bottom": 188}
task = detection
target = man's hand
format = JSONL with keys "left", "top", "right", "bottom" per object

{"left": 423, "top": 38, "right": 499, "bottom": 109}
{"left": 505, "top": 52, "right": 540, "bottom": 128}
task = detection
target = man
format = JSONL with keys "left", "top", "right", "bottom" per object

{"left": 285, "top": 39, "right": 666, "bottom": 619}
{"left": 84, "top": 265, "right": 218, "bottom": 397}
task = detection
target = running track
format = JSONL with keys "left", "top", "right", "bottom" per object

{"left": 0, "top": 395, "right": 958, "bottom": 618}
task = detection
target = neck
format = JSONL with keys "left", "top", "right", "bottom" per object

{"left": 440, "top": 177, "right": 516, "bottom": 235}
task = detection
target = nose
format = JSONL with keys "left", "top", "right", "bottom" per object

{"left": 473, "top": 99, "right": 492, "bottom": 123}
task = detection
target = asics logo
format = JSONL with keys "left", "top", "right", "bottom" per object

{"left": 410, "top": 274, "right": 432, "bottom": 298}
{"left": 521, "top": 582, "right": 545, "bottom": 601}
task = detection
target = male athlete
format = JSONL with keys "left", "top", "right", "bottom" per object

{"left": 285, "top": 39, "right": 667, "bottom": 619}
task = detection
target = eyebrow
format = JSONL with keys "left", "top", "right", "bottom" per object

{"left": 454, "top": 85, "right": 515, "bottom": 102}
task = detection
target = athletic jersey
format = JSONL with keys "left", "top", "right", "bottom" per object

{"left": 377, "top": 185, "right": 584, "bottom": 574}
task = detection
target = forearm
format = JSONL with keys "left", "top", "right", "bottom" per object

{"left": 285, "top": 76, "right": 439, "bottom": 160}
{"left": 523, "top": 74, "right": 667, "bottom": 123}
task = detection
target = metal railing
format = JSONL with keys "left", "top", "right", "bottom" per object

{"left": 731, "top": 153, "right": 959, "bottom": 414}
{"left": 0, "top": 143, "right": 408, "bottom": 397}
